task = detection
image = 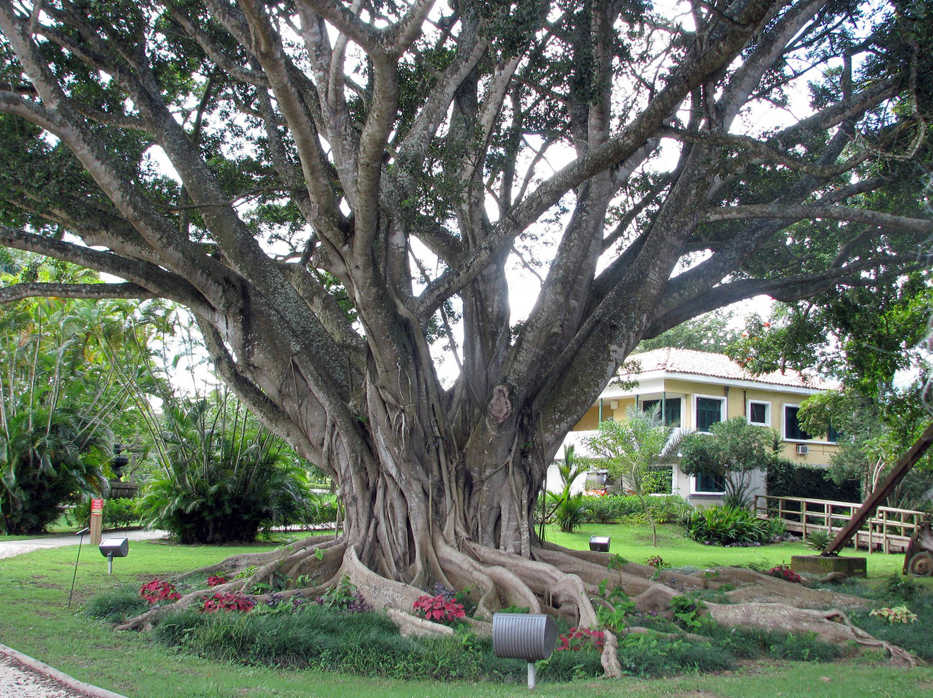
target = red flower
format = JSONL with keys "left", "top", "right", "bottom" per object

{"left": 206, "top": 575, "right": 228, "bottom": 587}
{"left": 556, "top": 627, "right": 605, "bottom": 652}
{"left": 766, "top": 565, "right": 802, "bottom": 584}
{"left": 202, "top": 591, "right": 255, "bottom": 613}
{"left": 412, "top": 594, "right": 466, "bottom": 624}
{"left": 139, "top": 579, "right": 181, "bottom": 605}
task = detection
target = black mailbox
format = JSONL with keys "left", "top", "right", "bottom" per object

{"left": 589, "top": 535, "right": 610, "bottom": 552}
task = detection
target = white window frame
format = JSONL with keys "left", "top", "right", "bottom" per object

{"left": 640, "top": 395, "right": 684, "bottom": 428}
{"left": 747, "top": 399, "right": 771, "bottom": 427}
{"left": 694, "top": 394, "right": 726, "bottom": 433}
{"left": 690, "top": 471, "right": 725, "bottom": 496}
{"left": 782, "top": 403, "right": 834, "bottom": 444}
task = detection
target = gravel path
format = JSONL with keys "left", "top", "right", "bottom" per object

{"left": 0, "top": 530, "right": 167, "bottom": 697}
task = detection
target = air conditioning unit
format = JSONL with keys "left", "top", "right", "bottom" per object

{"left": 796, "top": 444, "right": 809, "bottom": 455}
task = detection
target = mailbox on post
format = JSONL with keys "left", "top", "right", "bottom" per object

{"left": 493, "top": 613, "right": 557, "bottom": 690}
{"left": 589, "top": 535, "right": 610, "bottom": 552}
{"left": 99, "top": 537, "right": 129, "bottom": 575}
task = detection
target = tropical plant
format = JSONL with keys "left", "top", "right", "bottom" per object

{"left": 0, "top": 256, "right": 161, "bottom": 533}
{"left": 680, "top": 418, "right": 780, "bottom": 509}
{"left": 137, "top": 391, "right": 313, "bottom": 544}
{"left": 586, "top": 411, "right": 683, "bottom": 545}
{"left": 541, "top": 446, "right": 589, "bottom": 536}
{"left": 685, "top": 505, "right": 773, "bottom": 546}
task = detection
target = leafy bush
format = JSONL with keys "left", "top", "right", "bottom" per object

{"left": 68, "top": 497, "right": 140, "bottom": 529}
{"left": 579, "top": 494, "right": 690, "bottom": 524}
{"left": 686, "top": 505, "right": 775, "bottom": 545}
{"left": 137, "top": 395, "right": 313, "bottom": 544}
{"left": 306, "top": 492, "right": 341, "bottom": 526}
{"left": 616, "top": 632, "right": 733, "bottom": 677}
{"left": 83, "top": 585, "right": 149, "bottom": 623}
{"left": 850, "top": 585, "right": 933, "bottom": 660}
{"left": 555, "top": 493, "right": 588, "bottom": 532}
{"left": 767, "top": 459, "right": 860, "bottom": 501}
{"left": 0, "top": 409, "right": 108, "bottom": 534}
{"left": 766, "top": 564, "right": 802, "bottom": 583}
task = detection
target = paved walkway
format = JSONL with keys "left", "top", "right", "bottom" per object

{"left": 0, "top": 528, "right": 167, "bottom": 696}
{"left": 0, "top": 528, "right": 168, "bottom": 560}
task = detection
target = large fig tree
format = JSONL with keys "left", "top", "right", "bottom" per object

{"left": 0, "top": 0, "right": 929, "bottom": 669}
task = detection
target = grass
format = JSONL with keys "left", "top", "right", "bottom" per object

{"left": 0, "top": 528, "right": 932, "bottom": 696}
{"left": 544, "top": 521, "right": 917, "bottom": 579}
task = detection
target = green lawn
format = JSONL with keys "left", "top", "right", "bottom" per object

{"left": 0, "top": 529, "right": 930, "bottom": 696}
{"left": 544, "top": 522, "right": 916, "bottom": 580}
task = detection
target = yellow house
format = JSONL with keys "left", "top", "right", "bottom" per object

{"left": 563, "top": 347, "right": 840, "bottom": 505}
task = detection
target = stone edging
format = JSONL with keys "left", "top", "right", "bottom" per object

{"left": 0, "top": 642, "right": 126, "bottom": 698}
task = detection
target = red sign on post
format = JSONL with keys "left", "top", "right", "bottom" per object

{"left": 90, "top": 498, "right": 104, "bottom": 545}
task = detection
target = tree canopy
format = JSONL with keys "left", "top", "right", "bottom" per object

{"left": 1, "top": 0, "right": 932, "bottom": 663}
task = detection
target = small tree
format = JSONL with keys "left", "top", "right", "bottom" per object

{"left": 680, "top": 418, "right": 778, "bottom": 509}
{"left": 586, "top": 411, "right": 682, "bottom": 546}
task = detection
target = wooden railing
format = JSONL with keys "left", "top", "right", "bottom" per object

{"left": 754, "top": 495, "right": 926, "bottom": 553}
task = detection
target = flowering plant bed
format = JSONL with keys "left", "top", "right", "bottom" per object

{"left": 412, "top": 594, "right": 466, "bottom": 624}
{"left": 139, "top": 579, "right": 181, "bottom": 605}
{"left": 203, "top": 592, "right": 255, "bottom": 613}
{"left": 766, "top": 564, "right": 802, "bottom": 583}
{"left": 556, "top": 626, "right": 605, "bottom": 652}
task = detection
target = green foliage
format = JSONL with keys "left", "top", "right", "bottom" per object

{"left": 616, "top": 632, "right": 733, "bottom": 677}
{"left": 83, "top": 584, "right": 149, "bottom": 623}
{"left": 137, "top": 392, "right": 313, "bottom": 544}
{"left": 680, "top": 418, "right": 779, "bottom": 509}
{"left": 805, "top": 530, "right": 832, "bottom": 553}
{"left": 68, "top": 497, "right": 140, "bottom": 529}
{"left": 685, "top": 506, "right": 774, "bottom": 546}
{"left": 593, "top": 580, "right": 635, "bottom": 633}
{"left": 851, "top": 591, "right": 933, "bottom": 660}
{"left": 541, "top": 445, "right": 589, "bottom": 535}
{"left": 0, "top": 260, "right": 162, "bottom": 533}
{"left": 586, "top": 413, "right": 683, "bottom": 545}
{"left": 638, "top": 309, "right": 741, "bottom": 354}
{"left": 580, "top": 494, "right": 692, "bottom": 525}
{"left": 766, "top": 458, "right": 861, "bottom": 502}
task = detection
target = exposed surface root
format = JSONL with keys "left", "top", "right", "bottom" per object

{"left": 115, "top": 534, "right": 916, "bottom": 675}
{"left": 705, "top": 602, "right": 919, "bottom": 665}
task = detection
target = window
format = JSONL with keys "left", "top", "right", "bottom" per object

{"left": 783, "top": 405, "right": 813, "bottom": 441}
{"left": 695, "top": 396, "right": 725, "bottom": 433}
{"left": 748, "top": 400, "right": 771, "bottom": 427}
{"left": 692, "top": 471, "right": 725, "bottom": 495}
{"left": 641, "top": 398, "right": 681, "bottom": 427}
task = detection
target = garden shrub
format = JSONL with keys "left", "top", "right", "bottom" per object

{"left": 579, "top": 494, "right": 690, "bottom": 524}
{"left": 850, "top": 590, "right": 933, "bottom": 661}
{"left": 68, "top": 497, "right": 140, "bottom": 529}
{"left": 616, "top": 632, "right": 733, "bottom": 677}
{"left": 685, "top": 505, "right": 773, "bottom": 545}
{"left": 137, "top": 396, "right": 313, "bottom": 544}
{"left": 767, "top": 459, "right": 860, "bottom": 501}
{"left": 83, "top": 585, "right": 148, "bottom": 623}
